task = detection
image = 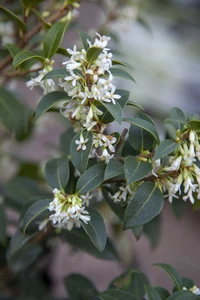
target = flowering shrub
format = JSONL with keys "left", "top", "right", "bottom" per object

{"left": 0, "top": 0, "right": 200, "bottom": 299}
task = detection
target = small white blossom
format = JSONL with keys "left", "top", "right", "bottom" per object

{"left": 75, "top": 133, "right": 89, "bottom": 151}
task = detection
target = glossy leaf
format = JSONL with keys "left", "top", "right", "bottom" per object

{"left": 45, "top": 157, "right": 69, "bottom": 190}
{"left": 79, "top": 31, "right": 92, "bottom": 51}
{"left": 5, "top": 44, "right": 21, "bottom": 58}
{"left": 104, "top": 158, "right": 124, "bottom": 181}
{"left": 43, "top": 21, "right": 68, "bottom": 58}
{"left": 127, "top": 271, "right": 149, "bottom": 298}
{"left": 0, "top": 5, "right": 26, "bottom": 30}
{"left": 124, "top": 182, "right": 164, "bottom": 229}
{"left": 154, "top": 287, "right": 170, "bottom": 300}
{"left": 60, "top": 127, "right": 76, "bottom": 155}
{"left": 116, "top": 89, "right": 130, "bottom": 108}
{"left": 99, "top": 289, "right": 136, "bottom": 300}
{"left": 70, "top": 131, "right": 93, "bottom": 173}
{"left": 35, "top": 91, "right": 69, "bottom": 121}
{"left": 13, "top": 50, "right": 44, "bottom": 69}
{"left": 81, "top": 208, "right": 106, "bottom": 252}
{"left": 76, "top": 163, "right": 106, "bottom": 194}
{"left": 112, "top": 60, "right": 131, "bottom": 69}
{"left": 145, "top": 285, "right": 162, "bottom": 300}
{"left": 124, "top": 117, "right": 159, "bottom": 143}
{"left": 181, "top": 277, "right": 195, "bottom": 289}
{"left": 166, "top": 107, "right": 187, "bottom": 130}
{"left": 21, "top": 199, "right": 51, "bottom": 233}
{"left": 154, "top": 140, "right": 179, "bottom": 161}
{"left": 42, "top": 68, "right": 69, "bottom": 80}
{"left": 102, "top": 188, "right": 125, "bottom": 222}
{"left": 63, "top": 228, "right": 119, "bottom": 261}
{"left": 131, "top": 226, "right": 143, "bottom": 241}
{"left": 187, "top": 120, "right": 200, "bottom": 131}
{"left": 167, "top": 291, "right": 199, "bottom": 299}
{"left": 127, "top": 100, "right": 143, "bottom": 110}
{"left": 64, "top": 274, "right": 97, "bottom": 300}
{"left": 124, "top": 156, "right": 152, "bottom": 185}
{"left": 110, "top": 68, "right": 136, "bottom": 83}
{"left": 86, "top": 47, "right": 103, "bottom": 64}
{"left": 153, "top": 263, "right": 183, "bottom": 291}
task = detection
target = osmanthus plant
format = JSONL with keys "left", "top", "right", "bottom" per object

{"left": 0, "top": 0, "right": 200, "bottom": 299}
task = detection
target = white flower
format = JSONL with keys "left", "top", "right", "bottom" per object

{"left": 64, "top": 71, "right": 81, "bottom": 87}
{"left": 104, "top": 87, "right": 121, "bottom": 104}
{"left": 80, "top": 192, "right": 93, "bottom": 206}
{"left": 165, "top": 156, "right": 182, "bottom": 171}
{"left": 75, "top": 133, "right": 89, "bottom": 151}
{"left": 97, "top": 148, "right": 114, "bottom": 164}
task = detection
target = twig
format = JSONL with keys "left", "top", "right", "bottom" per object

{"left": 3, "top": 67, "right": 43, "bottom": 77}
{"left": 0, "top": 4, "right": 73, "bottom": 71}
{"left": 115, "top": 128, "right": 128, "bottom": 155}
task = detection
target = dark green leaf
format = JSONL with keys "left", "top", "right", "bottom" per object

{"left": 81, "top": 208, "right": 107, "bottom": 252}
{"left": 76, "top": 163, "right": 106, "bottom": 194}
{"left": 5, "top": 44, "right": 21, "bottom": 58}
{"left": 63, "top": 228, "right": 119, "bottom": 261}
{"left": 96, "top": 101, "right": 122, "bottom": 124}
{"left": 56, "top": 47, "right": 71, "bottom": 57}
{"left": 0, "top": 203, "right": 7, "bottom": 244}
{"left": 21, "top": 0, "right": 44, "bottom": 8}
{"left": 112, "top": 60, "right": 131, "bottom": 69}
{"left": 181, "top": 277, "right": 195, "bottom": 289}
{"left": 153, "top": 263, "right": 183, "bottom": 291}
{"left": 99, "top": 289, "right": 136, "bottom": 300}
{"left": 86, "top": 47, "right": 103, "bottom": 64}
{"left": 127, "top": 100, "right": 143, "bottom": 110}
{"left": 21, "top": 199, "right": 51, "bottom": 233}
{"left": 42, "top": 68, "right": 70, "bottom": 80}
{"left": 124, "top": 156, "right": 152, "bottom": 185}
{"left": 0, "top": 5, "right": 26, "bottom": 31}
{"left": 167, "top": 290, "right": 198, "bottom": 299}
{"left": 154, "top": 140, "right": 179, "bottom": 161}
{"left": 70, "top": 131, "right": 93, "bottom": 173}
{"left": 154, "top": 286, "right": 170, "bottom": 300}
{"left": 102, "top": 188, "right": 125, "bottom": 222}
{"left": 35, "top": 91, "right": 69, "bottom": 121}
{"left": 110, "top": 68, "right": 136, "bottom": 83}
{"left": 166, "top": 107, "right": 187, "bottom": 130}
{"left": 116, "top": 89, "right": 130, "bottom": 109}
{"left": 124, "top": 182, "right": 164, "bottom": 229}
{"left": 79, "top": 31, "right": 92, "bottom": 51}
{"left": 104, "top": 159, "right": 124, "bottom": 181}
{"left": 64, "top": 274, "right": 97, "bottom": 300}
{"left": 127, "top": 271, "right": 148, "bottom": 298}
{"left": 43, "top": 21, "right": 68, "bottom": 58}
{"left": 145, "top": 285, "right": 162, "bottom": 300}
{"left": 143, "top": 215, "right": 161, "bottom": 249}
{"left": 131, "top": 226, "right": 143, "bottom": 241}
{"left": 60, "top": 127, "right": 75, "bottom": 155}
{"left": 187, "top": 120, "right": 200, "bottom": 131}
{"left": 45, "top": 157, "right": 69, "bottom": 190}
{"left": 124, "top": 117, "right": 159, "bottom": 143}
{"left": 13, "top": 50, "right": 44, "bottom": 69}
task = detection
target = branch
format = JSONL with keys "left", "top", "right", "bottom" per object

{"left": 0, "top": 4, "right": 73, "bottom": 72}
{"left": 115, "top": 128, "right": 128, "bottom": 155}
{"left": 3, "top": 67, "right": 43, "bottom": 77}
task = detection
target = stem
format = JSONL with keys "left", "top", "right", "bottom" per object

{"left": 3, "top": 67, "right": 43, "bottom": 78}
{"left": 0, "top": 4, "right": 73, "bottom": 72}
{"left": 115, "top": 128, "right": 128, "bottom": 156}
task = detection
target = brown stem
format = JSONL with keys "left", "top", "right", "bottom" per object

{"left": 3, "top": 67, "right": 43, "bottom": 78}
{"left": 0, "top": 4, "right": 73, "bottom": 72}
{"left": 115, "top": 128, "right": 128, "bottom": 155}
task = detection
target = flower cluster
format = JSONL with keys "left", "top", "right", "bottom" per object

{"left": 48, "top": 188, "right": 91, "bottom": 230}
{"left": 109, "top": 185, "right": 134, "bottom": 203}
{"left": 156, "top": 130, "right": 200, "bottom": 204}
{"left": 26, "top": 60, "right": 55, "bottom": 95}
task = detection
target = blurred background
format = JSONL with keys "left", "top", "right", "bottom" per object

{"left": 1, "top": 0, "right": 200, "bottom": 298}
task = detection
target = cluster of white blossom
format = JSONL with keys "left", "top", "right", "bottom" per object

{"left": 26, "top": 61, "right": 55, "bottom": 95}
{"left": 156, "top": 130, "right": 200, "bottom": 204}
{"left": 109, "top": 184, "right": 134, "bottom": 203}
{"left": 183, "top": 285, "right": 200, "bottom": 295}
{"left": 48, "top": 188, "right": 91, "bottom": 230}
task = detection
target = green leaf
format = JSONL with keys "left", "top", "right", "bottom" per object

{"left": 110, "top": 68, "right": 136, "bottom": 83}
{"left": 64, "top": 274, "right": 97, "bottom": 300}
{"left": 124, "top": 182, "right": 164, "bottom": 229}
{"left": 86, "top": 47, "right": 103, "bottom": 64}
{"left": 45, "top": 157, "right": 69, "bottom": 190}
{"left": 167, "top": 291, "right": 198, "bottom": 299}
{"left": 42, "top": 68, "right": 70, "bottom": 80}
{"left": 124, "top": 117, "right": 159, "bottom": 143}
{"left": 154, "top": 140, "right": 179, "bottom": 161}
{"left": 112, "top": 60, "right": 131, "bottom": 69}
{"left": 154, "top": 287, "right": 170, "bottom": 300}
{"left": 102, "top": 188, "right": 125, "bottom": 222}
{"left": 70, "top": 131, "right": 93, "bottom": 173}
{"left": 95, "top": 100, "right": 122, "bottom": 124}
{"left": 0, "top": 87, "right": 32, "bottom": 140}
{"left": 104, "top": 159, "right": 124, "bottom": 181}
{"left": 62, "top": 228, "right": 119, "bottom": 261}
{"left": 13, "top": 50, "right": 44, "bottom": 69}
{"left": 81, "top": 208, "right": 107, "bottom": 252}
{"left": 5, "top": 44, "right": 21, "bottom": 58}
{"left": 181, "top": 277, "right": 195, "bottom": 289}
{"left": 109, "top": 270, "right": 133, "bottom": 290}
{"left": 43, "top": 21, "right": 68, "bottom": 58}
{"left": 35, "top": 91, "right": 69, "bottom": 121}
{"left": 56, "top": 46, "right": 71, "bottom": 57}
{"left": 124, "top": 156, "right": 153, "bottom": 185}
{"left": 79, "top": 31, "right": 92, "bottom": 51}
{"left": 21, "top": 199, "right": 51, "bottom": 234}
{"left": 187, "top": 120, "right": 200, "bottom": 131}
{"left": 0, "top": 203, "right": 7, "bottom": 244}
{"left": 131, "top": 226, "right": 143, "bottom": 241}
{"left": 21, "top": 0, "right": 44, "bottom": 8}
{"left": 153, "top": 263, "right": 183, "bottom": 291}
{"left": 127, "top": 271, "right": 148, "bottom": 298}
{"left": 99, "top": 289, "right": 136, "bottom": 300}
{"left": 145, "top": 285, "right": 162, "bottom": 300}
{"left": 127, "top": 100, "right": 143, "bottom": 110}
{"left": 166, "top": 107, "right": 187, "bottom": 130}
{"left": 76, "top": 162, "right": 106, "bottom": 194}
{"left": 116, "top": 89, "right": 130, "bottom": 108}
{"left": 143, "top": 215, "right": 161, "bottom": 249}
{"left": 0, "top": 5, "right": 26, "bottom": 31}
